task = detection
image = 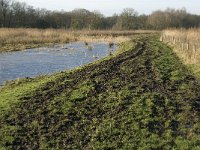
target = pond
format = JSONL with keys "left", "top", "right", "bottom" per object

{"left": 0, "top": 42, "right": 117, "bottom": 85}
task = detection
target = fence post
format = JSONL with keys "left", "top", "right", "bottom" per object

{"left": 173, "top": 38, "right": 176, "bottom": 45}
{"left": 186, "top": 43, "right": 189, "bottom": 50}
{"left": 160, "top": 36, "right": 163, "bottom": 42}
{"left": 171, "top": 37, "right": 173, "bottom": 44}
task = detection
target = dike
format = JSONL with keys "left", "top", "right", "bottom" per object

{"left": 1, "top": 36, "right": 200, "bottom": 149}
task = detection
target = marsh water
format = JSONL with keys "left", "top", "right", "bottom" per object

{"left": 0, "top": 42, "right": 116, "bottom": 85}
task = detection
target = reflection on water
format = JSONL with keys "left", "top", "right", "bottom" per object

{"left": 0, "top": 42, "right": 116, "bottom": 85}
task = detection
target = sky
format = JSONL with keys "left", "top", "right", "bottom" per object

{"left": 17, "top": 0, "right": 200, "bottom": 16}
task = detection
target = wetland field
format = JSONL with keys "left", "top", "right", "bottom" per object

{"left": 1, "top": 30, "right": 200, "bottom": 149}
{"left": 0, "top": 41, "right": 117, "bottom": 85}
{"left": 1, "top": 0, "right": 200, "bottom": 148}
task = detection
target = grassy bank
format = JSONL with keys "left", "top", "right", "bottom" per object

{"left": 1, "top": 35, "right": 200, "bottom": 149}
{"left": 161, "top": 28, "right": 200, "bottom": 80}
{"left": 161, "top": 29, "right": 200, "bottom": 65}
{"left": 0, "top": 28, "right": 156, "bottom": 52}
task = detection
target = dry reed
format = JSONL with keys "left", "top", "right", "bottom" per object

{"left": 0, "top": 28, "right": 156, "bottom": 52}
{"left": 0, "top": 28, "right": 75, "bottom": 50}
{"left": 161, "top": 29, "right": 200, "bottom": 66}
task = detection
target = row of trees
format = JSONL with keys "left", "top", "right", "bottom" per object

{"left": 1, "top": 0, "right": 200, "bottom": 30}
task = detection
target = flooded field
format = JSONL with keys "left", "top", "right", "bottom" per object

{"left": 0, "top": 42, "right": 116, "bottom": 85}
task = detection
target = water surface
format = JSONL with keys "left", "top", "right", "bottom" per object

{"left": 0, "top": 42, "right": 116, "bottom": 85}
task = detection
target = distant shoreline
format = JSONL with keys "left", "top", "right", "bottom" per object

{"left": 0, "top": 28, "right": 157, "bottom": 52}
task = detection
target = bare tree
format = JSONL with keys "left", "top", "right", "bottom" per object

{"left": 0, "top": 0, "right": 12, "bottom": 27}
{"left": 0, "top": 0, "right": 199, "bottom": 30}
{"left": 114, "top": 8, "right": 138, "bottom": 30}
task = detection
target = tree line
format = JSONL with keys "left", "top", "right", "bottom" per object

{"left": 1, "top": 0, "right": 200, "bottom": 30}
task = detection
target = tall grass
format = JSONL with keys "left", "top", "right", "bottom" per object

{"left": 0, "top": 28, "right": 156, "bottom": 52}
{"left": 0, "top": 28, "right": 75, "bottom": 49}
{"left": 161, "top": 29, "right": 200, "bottom": 65}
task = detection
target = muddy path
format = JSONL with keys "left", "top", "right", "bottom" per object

{"left": 1, "top": 37, "right": 200, "bottom": 149}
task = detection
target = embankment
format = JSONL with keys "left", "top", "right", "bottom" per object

{"left": 1, "top": 36, "right": 200, "bottom": 149}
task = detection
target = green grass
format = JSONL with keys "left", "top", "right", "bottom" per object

{"left": 1, "top": 35, "right": 200, "bottom": 149}
{"left": 0, "top": 77, "right": 43, "bottom": 117}
{"left": 0, "top": 74, "right": 65, "bottom": 118}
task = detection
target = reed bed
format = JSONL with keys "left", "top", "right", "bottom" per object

{"left": 0, "top": 28, "right": 156, "bottom": 52}
{"left": 0, "top": 28, "right": 75, "bottom": 51}
{"left": 73, "top": 30, "right": 157, "bottom": 36}
{"left": 161, "top": 29, "right": 200, "bottom": 65}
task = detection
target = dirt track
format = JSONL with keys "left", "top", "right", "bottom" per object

{"left": 1, "top": 37, "right": 200, "bottom": 149}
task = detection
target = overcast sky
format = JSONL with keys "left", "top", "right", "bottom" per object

{"left": 17, "top": 0, "right": 200, "bottom": 16}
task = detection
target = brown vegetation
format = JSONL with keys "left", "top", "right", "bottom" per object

{"left": 161, "top": 29, "right": 200, "bottom": 66}
{"left": 0, "top": 28, "right": 74, "bottom": 51}
{"left": 0, "top": 28, "right": 156, "bottom": 52}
